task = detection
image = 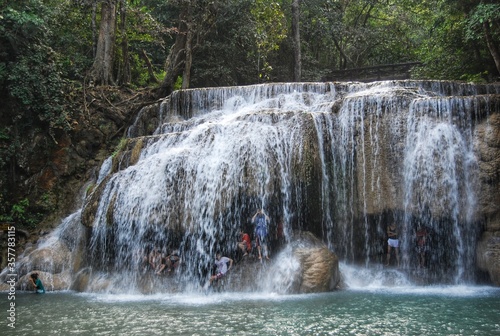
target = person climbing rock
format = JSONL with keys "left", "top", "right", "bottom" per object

{"left": 237, "top": 229, "right": 252, "bottom": 257}
{"left": 209, "top": 253, "right": 233, "bottom": 284}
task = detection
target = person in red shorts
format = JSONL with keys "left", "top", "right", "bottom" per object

{"left": 237, "top": 229, "right": 252, "bottom": 257}
{"left": 209, "top": 253, "right": 233, "bottom": 284}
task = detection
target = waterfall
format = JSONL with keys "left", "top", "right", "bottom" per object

{"left": 402, "top": 96, "right": 481, "bottom": 283}
{"left": 18, "top": 80, "right": 498, "bottom": 293}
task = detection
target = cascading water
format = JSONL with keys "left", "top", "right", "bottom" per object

{"left": 85, "top": 83, "right": 338, "bottom": 292}
{"left": 401, "top": 96, "right": 481, "bottom": 283}
{"left": 15, "top": 80, "right": 498, "bottom": 293}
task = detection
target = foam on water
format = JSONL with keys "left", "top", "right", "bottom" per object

{"left": 340, "top": 263, "right": 500, "bottom": 297}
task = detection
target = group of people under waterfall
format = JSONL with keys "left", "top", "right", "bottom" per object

{"left": 384, "top": 221, "right": 430, "bottom": 269}
{"left": 238, "top": 208, "right": 285, "bottom": 260}
{"left": 143, "top": 248, "right": 181, "bottom": 275}
{"left": 209, "top": 208, "right": 276, "bottom": 288}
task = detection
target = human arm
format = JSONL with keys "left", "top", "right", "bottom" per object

{"left": 387, "top": 226, "right": 397, "bottom": 238}
{"left": 30, "top": 277, "right": 41, "bottom": 290}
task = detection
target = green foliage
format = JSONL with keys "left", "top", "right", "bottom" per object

{"left": 8, "top": 46, "right": 71, "bottom": 132}
{"left": 119, "top": 2, "right": 167, "bottom": 85}
{"left": 47, "top": 1, "right": 94, "bottom": 81}
{"left": 11, "top": 198, "right": 30, "bottom": 223}
{"left": 112, "top": 138, "right": 128, "bottom": 158}
{"left": 396, "top": 0, "right": 480, "bottom": 80}
{"left": 0, "top": 198, "right": 39, "bottom": 228}
{"left": 251, "top": 0, "right": 287, "bottom": 80}
{"left": 460, "top": 71, "right": 489, "bottom": 83}
{"left": 0, "top": 193, "right": 55, "bottom": 228}
{"left": 1, "top": 0, "right": 73, "bottom": 139}
{"left": 0, "top": 63, "right": 6, "bottom": 82}
{"left": 0, "top": 127, "right": 16, "bottom": 171}
{"left": 465, "top": 3, "right": 500, "bottom": 41}
{"left": 173, "top": 75, "right": 183, "bottom": 91}
{"left": 190, "top": 0, "right": 258, "bottom": 87}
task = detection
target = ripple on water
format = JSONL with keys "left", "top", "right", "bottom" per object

{"left": 4, "top": 289, "right": 499, "bottom": 335}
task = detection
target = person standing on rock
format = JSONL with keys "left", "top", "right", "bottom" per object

{"left": 252, "top": 209, "right": 270, "bottom": 260}
{"left": 385, "top": 223, "right": 400, "bottom": 267}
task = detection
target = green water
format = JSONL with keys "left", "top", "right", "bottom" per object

{"left": 2, "top": 287, "right": 499, "bottom": 336}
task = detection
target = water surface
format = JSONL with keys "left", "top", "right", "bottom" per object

{"left": 3, "top": 286, "right": 499, "bottom": 335}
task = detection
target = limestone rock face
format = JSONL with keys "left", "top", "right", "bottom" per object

{"left": 1, "top": 213, "right": 86, "bottom": 292}
{"left": 24, "top": 242, "right": 71, "bottom": 274}
{"left": 10, "top": 242, "right": 73, "bottom": 291}
{"left": 475, "top": 112, "right": 500, "bottom": 285}
{"left": 475, "top": 113, "right": 500, "bottom": 223}
{"left": 477, "top": 230, "right": 500, "bottom": 285}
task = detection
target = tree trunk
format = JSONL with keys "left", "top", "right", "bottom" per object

{"left": 91, "top": 2, "right": 97, "bottom": 58}
{"left": 90, "top": 0, "right": 117, "bottom": 86}
{"left": 483, "top": 21, "right": 500, "bottom": 75}
{"left": 182, "top": 18, "right": 194, "bottom": 89}
{"left": 140, "top": 49, "right": 159, "bottom": 84}
{"left": 291, "top": 0, "right": 301, "bottom": 82}
{"left": 157, "top": 4, "right": 190, "bottom": 98}
{"left": 119, "top": 0, "right": 131, "bottom": 85}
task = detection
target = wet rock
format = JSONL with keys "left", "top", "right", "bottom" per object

{"left": 17, "top": 270, "right": 71, "bottom": 292}
{"left": 475, "top": 111, "right": 500, "bottom": 286}
{"left": 224, "top": 231, "right": 340, "bottom": 294}
{"left": 23, "top": 241, "right": 71, "bottom": 274}
{"left": 477, "top": 231, "right": 500, "bottom": 286}
{"left": 295, "top": 247, "right": 339, "bottom": 293}
{"left": 290, "top": 232, "right": 340, "bottom": 293}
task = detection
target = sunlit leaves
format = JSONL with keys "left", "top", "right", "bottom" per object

{"left": 251, "top": 0, "right": 287, "bottom": 80}
{"left": 465, "top": 3, "right": 500, "bottom": 41}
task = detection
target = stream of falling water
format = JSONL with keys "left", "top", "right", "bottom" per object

{"left": 8, "top": 80, "right": 499, "bottom": 294}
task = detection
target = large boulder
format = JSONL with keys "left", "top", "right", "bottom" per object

{"left": 295, "top": 245, "right": 340, "bottom": 293}
{"left": 223, "top": 231, "right": 341, "bottom": 294}
{"left": 289, "top": 231, "right": 341, "bottom": 293}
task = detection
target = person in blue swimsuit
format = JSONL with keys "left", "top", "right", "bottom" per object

{"left": 252, "top": 209, "right": 270, "bottom": 260}
{"left": 29, "top": 273, "right": 45, "bottom": 294}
